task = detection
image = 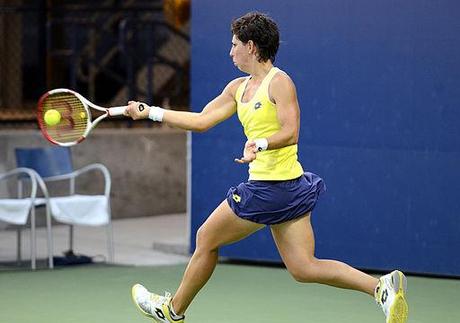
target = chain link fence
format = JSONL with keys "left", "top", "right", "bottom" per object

{"left": 0, "top": 0, "right": 190, "bottom": 128}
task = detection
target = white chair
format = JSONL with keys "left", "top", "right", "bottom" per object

{"left": 0, "top": 167, "right": 54, "bottom": 269}
{"left": 15, "top": 147, "right": 114, "bottom": 263}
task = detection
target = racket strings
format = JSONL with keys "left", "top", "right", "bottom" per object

{"left": 39, "top": 93, "right": 89, "bottom": 144}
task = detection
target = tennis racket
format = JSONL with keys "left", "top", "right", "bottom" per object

{"left": 37, "top": 88, "right": 144, "bottom": 146}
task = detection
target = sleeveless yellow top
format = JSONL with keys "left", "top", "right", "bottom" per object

{"left": 235, "top": 67, "right": 304, "bottom": 180}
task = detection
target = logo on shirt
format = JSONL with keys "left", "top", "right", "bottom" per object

{"left": 254, "top": 102, "right": 262, "bottom": 110}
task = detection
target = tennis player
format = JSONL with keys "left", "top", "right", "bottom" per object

{"left": 125, "top": 11, "right": 408, "bottom": 323}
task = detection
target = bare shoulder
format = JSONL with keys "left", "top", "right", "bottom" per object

{"left": 271, "top": 70, "right": 296, "bottom": 90}
{"left": 223, "top": 76, "right": 247, "bottom": 97}
{"left": 269, "top": 70, "right": 297, "bottom": 102}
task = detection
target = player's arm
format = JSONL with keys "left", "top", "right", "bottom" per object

{"left": 265, "top": 72, "right": 300, "bottom": 149}
{"left": 235, "top": 72, "right": 301, "bottom": 164}
{"left": 162, "top": 84, "right": 236, "bottom": 131}
{"left": 125, "top": 78, "right": 243, "bottom": 132}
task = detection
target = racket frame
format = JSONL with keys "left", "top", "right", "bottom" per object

{"left": 38, "top": 88, "right": 127, "bottom": 146}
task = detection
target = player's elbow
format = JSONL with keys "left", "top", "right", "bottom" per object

{"left": 284, "top": 130, "right": 298, "bottom": 146}
{"left": 191, "top": 121, "right": 209, "bottom": 132}
{"left": 279, "top": 122, "right": 299, "bottom": 146}
{"left": 193, "top": 114, "right": 214, "bottom": 132}
{"left": 193, "top": 119, "right": 210, "bottom": 132}
{"left": 289, "top": 132, "right": 299, "bottom": 145}
{"left": 194, "top": 125, "right": 209, "bottom": 132}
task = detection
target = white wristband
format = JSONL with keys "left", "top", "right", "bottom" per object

{"left": 254, "top": 138, "right": 268, "bottom": 152}
{"left": 148, "top": 106, "right": 165, "bottom": 122}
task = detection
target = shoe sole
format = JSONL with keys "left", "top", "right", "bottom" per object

{"left": 388, "top": 271, "right": 409, "bottom": 323}
{"left": 131, "top": 284, "right": 155, "bottom": 319}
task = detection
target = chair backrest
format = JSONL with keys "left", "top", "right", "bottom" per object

{"left": 15, "top": 147, "right": 74, "bottom": 178}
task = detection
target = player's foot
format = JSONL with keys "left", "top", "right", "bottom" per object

{"left": 131, "top": 284, "right": 185, "bottom": 323}
{"left": 375, "top": 270, "right": 408, "bottom": 323}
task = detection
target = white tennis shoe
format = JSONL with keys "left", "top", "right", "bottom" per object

{"left": 131, "top": 284, "right": 184, "bottom": 323}
{"left": 375, "top": 270, "right": 409, "bottom": 323}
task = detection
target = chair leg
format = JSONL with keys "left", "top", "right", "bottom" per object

{"left": 16, "top": 228, "right": 22, "bottom": 266}
{"left": 45, "top": 207, "right": 54, "bottom": 269}
{"left": 30, "top": 208, "right": 36, "bottom": 270}
{"left": 107, "top": 222, "right": 114, "bottom": 263}
{"left": 17, "top": 180, "right": 23, "bottom": 267}
{"left": 69, "top": 224, "right": 74, "bottom": 252}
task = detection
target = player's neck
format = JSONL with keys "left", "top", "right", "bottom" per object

{"left": 249, "top": 61, "right": 273, "bottom": 82}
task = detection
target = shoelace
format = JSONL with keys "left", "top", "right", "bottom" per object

{"left": 139, "top": 291, "right": 171, "bottom": 316}
{"left": 149, "top": 291, "right": 171, "bottom": 302}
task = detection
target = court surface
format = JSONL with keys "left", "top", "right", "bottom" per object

{"left": 0, "top": 263, "right": 459, "bottom": 323}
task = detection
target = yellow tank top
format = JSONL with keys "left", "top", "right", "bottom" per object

{"left": 235, "top": 67, "right": 304, "bottom": 180}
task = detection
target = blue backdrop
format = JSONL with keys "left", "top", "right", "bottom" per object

{"left": 190, "top": 0, "right": 460, "bottom": 276}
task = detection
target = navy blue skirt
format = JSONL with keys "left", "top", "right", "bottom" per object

{"left": 226, "top": 172, "right": 326, "bottom": 225}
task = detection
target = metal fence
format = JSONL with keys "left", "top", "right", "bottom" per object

{"left": 0, "top": 0, "right": 190, "bottom": 127}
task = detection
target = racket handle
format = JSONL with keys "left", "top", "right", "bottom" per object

{"left": 107, "top": 106, "right": 127, "bottom": 116}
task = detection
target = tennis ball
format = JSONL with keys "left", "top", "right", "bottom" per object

{"left": 79, "top": 111, "right": 86, "bottom": 119}
{"left": 44, "top": 109, "right": 61, "bottom": 126}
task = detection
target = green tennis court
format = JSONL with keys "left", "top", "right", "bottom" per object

{"left": 0, "top": 264, "right": 458, "bottom": 323}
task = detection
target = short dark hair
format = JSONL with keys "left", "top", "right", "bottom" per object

{"left": 231, "top": 12, "right": 280, "bottom": 63}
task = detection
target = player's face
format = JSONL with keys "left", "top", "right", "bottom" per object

{"left": 229, "top": 35, "right": 250, "bottom": 72}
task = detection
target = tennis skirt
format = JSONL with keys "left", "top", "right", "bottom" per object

{"left": 226, "top": 172, "right": 326, "bottom": 225}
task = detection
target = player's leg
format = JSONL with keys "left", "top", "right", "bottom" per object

{"left": 270, "top": 212, "right": 377, "bottom": 294}
{"left": 132, "top": 200, "right": 264, "bottom": 322}
{"left": 172, "top": 200, "right": 264, "bottom": 314}
{"left": 271, "top": 213, "right": 408, "bottom": 323}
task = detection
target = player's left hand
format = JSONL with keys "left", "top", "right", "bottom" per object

{"left": 235, "top": 140, "right": 257, "bottom": 163}
{"left": 124, "top": 101, "right": 150, "bottom": 120}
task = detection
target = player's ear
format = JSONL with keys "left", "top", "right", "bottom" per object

{"left": 247, "top": 40, "right": 255, "bottom": 54}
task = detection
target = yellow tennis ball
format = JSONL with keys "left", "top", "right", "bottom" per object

{"left": 79, "top": 111, "right": 86, "bottom": 119}
{"left": 44, "top": 109, "right": 61, "bottom": 126}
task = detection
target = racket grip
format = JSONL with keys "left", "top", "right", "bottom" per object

{"left": 107, "top": 106, "right": 127, "bottom": 116}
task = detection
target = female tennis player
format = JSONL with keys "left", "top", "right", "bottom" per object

{"left": 125, "top": 11, "right": 408, "bottom": 323}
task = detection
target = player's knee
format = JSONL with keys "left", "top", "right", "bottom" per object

{"left": 195, "top": 225, "right": 218, "bottom": 252}
{"left": 291, "top": 270, "right": 317, "bottom": 283}
{"left": 288, "top": 263, "right": 318, "bottom": 283}
{"left": 195, "top": 226, "right": 208, "bottom": 249}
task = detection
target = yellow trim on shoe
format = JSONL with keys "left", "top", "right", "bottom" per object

{"left": 387, "top": 271, "right": 409, "bottom": 323}
{"left": 162, "top": 302, "right": 184, "bottom": 323}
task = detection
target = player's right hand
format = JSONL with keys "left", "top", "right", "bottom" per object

{"left": 124, "top": 101, "right": 150, "bottom": 120}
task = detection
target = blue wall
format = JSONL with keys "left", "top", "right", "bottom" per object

{"left": 191, "top": 0, "right": 460, "bottom": 276}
